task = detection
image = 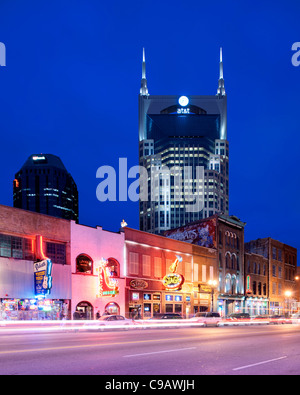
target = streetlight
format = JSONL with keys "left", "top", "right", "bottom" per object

{"left": 208, "top": 280, "right": 218, "bottom": 313}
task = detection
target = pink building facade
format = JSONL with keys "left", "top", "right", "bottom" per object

{"left": 70, "top": 221, "right": 125, "bottom": 319}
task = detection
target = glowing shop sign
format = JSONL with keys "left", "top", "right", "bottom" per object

{"left": 163, "top": 273, "right": 184, "bottom": 290}
{"left": 162, "top": 255, "right": 184, "bottom": 291}
{"left": 97, "top": 258, "right": 119, "bottom": 298}
{"left": 246, "top": 275, "right": 252, "bottom": 294}
{"left": 34, "top": 259, "right": 53, "bottom": 297}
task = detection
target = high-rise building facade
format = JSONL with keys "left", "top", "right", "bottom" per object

{"left": 13, "top": 154, "right": 79, "bottom": 221}
{"left": 139, "top": 49, "right": 229, "bottom": 234}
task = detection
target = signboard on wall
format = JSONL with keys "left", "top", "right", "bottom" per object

{"left": 97, "top": 258, "right": 119, "bottom": 298}
{"left": 34, "top": 259, "right": 53, "bottom": 297}
{"left": 164, "top": 218, "right": 216, "bottom": 248}
{"left": 162, "top": 255, "right": 184, "bottom": 291}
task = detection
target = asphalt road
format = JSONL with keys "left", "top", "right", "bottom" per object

{"left": 0, "top": 324, "right": 300, "bottom": 375}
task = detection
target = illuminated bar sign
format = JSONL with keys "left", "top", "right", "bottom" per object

{"left": 246, "top": 275, "right": 252, "bottom": 294}
{"left": 97, "top": 259, "right": 119, "bottom": 297}
{"left": 162, "top": 255, "right": 184, "bottom": 291}
{"left": 34, "top": 259, "right": 53, "bottom": 297}
{"left": 163, "top": 273, "right": 184, "bottom": 291}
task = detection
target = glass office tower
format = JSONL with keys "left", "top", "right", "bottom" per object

{"left": 139, "top": 49, "right": 229, "bottom": 234}
{"left": 13, "top": 154, "right": 79, "bottom": 221}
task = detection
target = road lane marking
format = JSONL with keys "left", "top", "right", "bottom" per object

{"left": 0, "top": 337, "right": 196, "bottom": 356}
{"left": 233, "top": 356, "right": 287, "bottom": 371}
{"left": 123, "top": 347, "right": 196, "bottom": 358}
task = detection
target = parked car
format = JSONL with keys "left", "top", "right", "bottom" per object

{"left": 222, "top": 313, "right": 251, "bottom": 325}
{"left": 97, "top": 315, "right": 134, "bottom": 330}
{"left": 190, "top": 312, "right": 222, "bottom": 327}
{"left": 151, "top": 313, "right": 183, "bottom": 320}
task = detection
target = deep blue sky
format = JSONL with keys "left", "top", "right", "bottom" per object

{"left": 0, "top": 0, "right": 300, "bottom": 253}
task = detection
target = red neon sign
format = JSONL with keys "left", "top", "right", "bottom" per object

{"left": 97, "top": 259, "right": 119, "bottom": 297}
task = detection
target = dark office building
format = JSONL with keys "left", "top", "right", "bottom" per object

{"left": 13, "top": 154, "right": 79, "bottom": 221}
{"left": 139, "top": 48, "right": 228, "bottom": 234}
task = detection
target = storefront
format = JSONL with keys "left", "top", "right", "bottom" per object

{"left": 127, "top": 277, "right": 193, "bottom": 319}
{"left": 245, "top": 297, "right": 269, "bottom": 316}
{"left": 0, "top": 298, "right": 70, "bottom": 320}
{"left": 217, "top": 295, "right": 244, "bottom": 317}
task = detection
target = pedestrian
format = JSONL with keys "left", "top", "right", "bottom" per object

{"left": 73, "top": 310, "right": 80, "bottom": 320}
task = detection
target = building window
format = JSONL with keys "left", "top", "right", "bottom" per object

{"left": 0, "top": 234, "right": 12, "bottom": 257}
{"left": 185, "top": 262, "right": 192, "bottom": 282}
{"left": 76, "top": 254, "right": 93, "bottom": 274}
{"left": 107, "top": 258, "right": 120, "bottom": 278}
{"left": 0, "top": 234, "right": 34, "bottom": 260}
{"left": 219, "top": 253, "right": 222, "bottom": 269}
{"left": 263, "top": 283, "right": 267, "bottom": 296}
{"left": 253, "top": 281, "right": 257, "bottom": 295}
{"left": 154, "top": 257, "right": 162, "bottom": 278}
{"left": 46, "top": 242, "right": 66, "bottom": 265}
{"left": 258, "top": 282, "right": 262, "bottom": 295}
{"left": 142, "top": 255, "right": 151, "bottom": 277}
{"left": 129, "top": 252, "right": 139, "bottom": 275}
{"left": 278, "top": 249, "right": 282, "bottom": 262}
{"left": 272, "top": 265, "right": 276, "bottom": 277}
{"left": 225, "top": 274, "right": 231, "bottom": 293}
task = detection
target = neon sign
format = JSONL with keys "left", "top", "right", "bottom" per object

{"left": 163, "top": 273, "right": 184, "bottom": 290}
{"left": 162, "top": 255, "right": 184, "bottom": 291}
{"left": 97, "top": 258, "right": 119, "bottom": 297}
{"left": 246, "top": 275, "right": 252, "bottom": 294}
{"left": 34, "top": 259, "right": 53, "bottom": 297}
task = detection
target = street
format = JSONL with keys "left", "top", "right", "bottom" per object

{"left": 0, "top": 323, "right": 300, "bottom": 375}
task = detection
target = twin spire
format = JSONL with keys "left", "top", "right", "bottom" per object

{"left": 140, "top": 48, "right": 149, "bottom": 96}
{"left": 217, "top": 47, "right": 226, "bottom": 97}
{"left": 139, "top": 47, "right": 226, "bottom": 97}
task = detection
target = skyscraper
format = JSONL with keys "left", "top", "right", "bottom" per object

{"left": 139, "top": 49, "right": 229, "bottom": 234}
{"left": 13, "top": 154, "right": 79, "bottom": 221}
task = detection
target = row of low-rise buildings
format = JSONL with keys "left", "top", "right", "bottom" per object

{"left": 0, "top": 204, "right": 297, "bottom": 321}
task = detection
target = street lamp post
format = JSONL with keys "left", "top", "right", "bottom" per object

{"left": 208, "top": 280, "right": 218, "bottom": 313}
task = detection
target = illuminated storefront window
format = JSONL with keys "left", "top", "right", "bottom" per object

{"left": 104, "top": 302, "right": 120, "bottom": 315}
{"left": 0, "top": 299, "right": 68, "bottom": 320}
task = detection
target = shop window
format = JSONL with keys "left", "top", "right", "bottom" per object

{"left": 76, "top": 254, "right": 93, "bottom": 274}
{"left": 104, "top": 302, "right": 120, "bottom": 315}
{"left": 106, "top": 258, "right": 120, "bottom": 278}
{"left": 175, "top": 304, "right": 182, "bottom": 313}
{"left": 165, "top": 304, "right": 173, "bottom": 313}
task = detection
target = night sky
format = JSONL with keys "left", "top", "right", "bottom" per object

{"left": 0, "top": 1, "right": 299, "bottom": 255}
